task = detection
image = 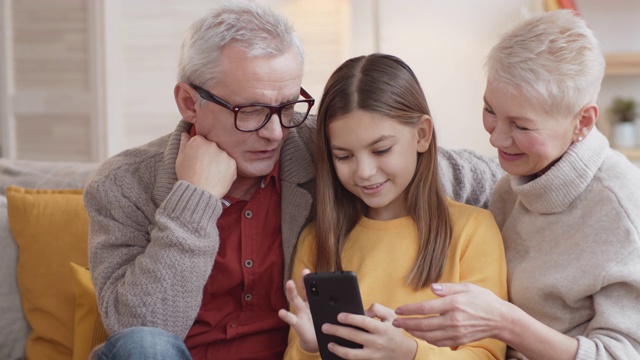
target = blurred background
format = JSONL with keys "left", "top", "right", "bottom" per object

{"left": 0, "top": 0, "right": 639, "bottom": 164}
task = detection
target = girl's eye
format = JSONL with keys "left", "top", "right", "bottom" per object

{"left": 484, "top": 106, "right": 495, "bottom": 115}
{"left": 514, "top": 123, "right": 529, "bottom": 131}
{"left": 333, "top": 154, "right": 351, "bottom": 162}
{"left": 373, "top": 147, "right": 391, "bottom": 155}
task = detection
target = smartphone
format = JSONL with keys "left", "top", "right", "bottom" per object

{"left": 304, "top": 271, "right": 365, "bottom": 360}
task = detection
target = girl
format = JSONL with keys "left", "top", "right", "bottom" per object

{"left": 278, "top": 53, "right": 507, "bottom": 359}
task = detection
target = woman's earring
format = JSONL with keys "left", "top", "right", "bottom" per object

{"left": 577, "top": 136, "right": 584, "bottom": 142}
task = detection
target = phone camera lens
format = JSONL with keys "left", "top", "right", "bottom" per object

{"left": 310, "top": 281, "right": 319, "bottom": 296}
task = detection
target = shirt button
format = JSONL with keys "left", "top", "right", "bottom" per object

{"left": 244, "top": 293, "right": 252, "bottom": 301}
{"left": 244, "top": 259, "right": 253, "bottom": 268}
{"left": 244, "top": 210, "right": 253, "bottom": 219}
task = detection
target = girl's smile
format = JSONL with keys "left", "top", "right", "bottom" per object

{"left": 358, "top": 180, "right": 388, "bottom": 194}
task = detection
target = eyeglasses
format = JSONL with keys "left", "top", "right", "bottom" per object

{"left": 190, "top": 83, "right": 315, "bottom": 132}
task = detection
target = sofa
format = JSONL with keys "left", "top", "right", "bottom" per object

{"left": 2, "top": 154, "right": 638, "bottom": 360}
{"left": 0, "top": 158, "right": 105, "bottom": 360}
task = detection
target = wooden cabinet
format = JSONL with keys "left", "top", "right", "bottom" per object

{"left": 602, "top": 53, "right": 640, "bottom": 160}
{"left": 0, "top": 0, "right": 102, "bottom": 162}
{"left": 605, "top": 53, "right": 640, "bottom": 76}
{"left": 579, "top": 0, "right": 640, "bottom": 163}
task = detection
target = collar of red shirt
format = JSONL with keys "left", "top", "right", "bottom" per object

{"left": 221, "top": 161, "right": 280, "bottom": 208}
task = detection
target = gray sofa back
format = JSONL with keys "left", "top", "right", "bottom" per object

{"left": 0, "top": 159, "right": 98, "bottom": 360}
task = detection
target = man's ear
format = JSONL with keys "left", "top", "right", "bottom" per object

{"left": 416, "top": 115, "right": 433, "bottom": 153}
{"left": 574, "top": 103, "right": 598, "bottom": 142}
{"left": 175, "top": 82, "right": 199, "bottom": 124}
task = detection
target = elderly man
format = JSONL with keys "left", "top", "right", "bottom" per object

{"left": 85, "top": 2, "right": 501, "bottom": 359}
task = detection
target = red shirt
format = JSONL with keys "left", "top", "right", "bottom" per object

{"left": 184, "top": 161, "right": 288, "bottom": 360}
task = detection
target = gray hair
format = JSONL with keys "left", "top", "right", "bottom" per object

{"left": 485, "top": 10, "right": 605, "bottom": 118}
{"left": 177, "top": 1, "right": 304, "bottom": 91}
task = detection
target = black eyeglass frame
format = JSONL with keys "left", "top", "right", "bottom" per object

{"left": 189, "top": 83, "right": 315, "bottom": 132}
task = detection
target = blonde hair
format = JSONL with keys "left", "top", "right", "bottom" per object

{"left": 314, "top": 53, "right": 452, "bottom": 289}
{"left": 485, "top": 9, "right": 605, "bottom": 118}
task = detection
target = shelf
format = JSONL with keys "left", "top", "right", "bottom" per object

{"left": 614, "top": 147, "right": 640, "bottom": 160}
{"left": 605, "top": 53, "right": 640, "bottom": 76}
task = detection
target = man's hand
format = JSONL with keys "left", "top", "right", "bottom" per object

{"left": 175, "top": 132, "right": 237, "bottom": 198}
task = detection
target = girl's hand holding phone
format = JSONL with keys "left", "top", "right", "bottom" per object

{"left": 278, "top": 269, "right": 319, "bottom": 353}
{"left": 323, "top": 303, "right": 417, "bottom": 360}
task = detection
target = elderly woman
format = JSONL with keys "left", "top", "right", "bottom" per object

{"left": 392, "top": 10, "right": 640, "bottom": 360}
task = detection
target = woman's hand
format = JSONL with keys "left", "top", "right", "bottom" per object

{"left": 278, "top": 269, "right": 318, "bottom": 353}
{"left": 392, "top": 282, "right": 508, "bottom": 347}
{"left": 322, "top": 303, "right": 417, "bottom": 360}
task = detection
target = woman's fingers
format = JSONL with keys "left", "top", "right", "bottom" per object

{"left": 365, "top": 303, "right": 396, "bottom": 322}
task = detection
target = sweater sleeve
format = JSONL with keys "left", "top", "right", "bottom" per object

{"left": 575, "top": 246, "right": 640, "bottom": 360}
{"left": 414, "top": 208, "right": 508, "bottom": 359}
{"left": 85, "top": 168, "right": 223, "bottom": 338}
{"left": 437, "top": 148, "right": 503, "bottom": 209}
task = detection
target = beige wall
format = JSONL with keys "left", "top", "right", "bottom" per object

{"left": 1, "top": 0, "right": 640, "bottom": 164}
{"left": 374, "top": 0, "right": 543, "bottom": 156}
{"left": 101, "top": 0, "right": 547, "bottom": 158}
{"left": 102, "top": 0, "right": 352, "bottom": 158}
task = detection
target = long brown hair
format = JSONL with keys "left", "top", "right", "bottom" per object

{"left": 314, "top": 53, "right": 452, "bottom": 289}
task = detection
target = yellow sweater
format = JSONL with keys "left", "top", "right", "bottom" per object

{"left": 285, "top": 199, "right": 507, "bottom": 359}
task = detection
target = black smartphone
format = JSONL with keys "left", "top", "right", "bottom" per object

{"left": 303, "top": 271, "right": 365, "bottom": 360}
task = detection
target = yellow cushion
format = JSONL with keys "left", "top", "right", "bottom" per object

{"left": 70, "top": 263, "right": 108, "bottom": 360}
{"left": 6, "top": 186, "right": 89, "bottom": 360}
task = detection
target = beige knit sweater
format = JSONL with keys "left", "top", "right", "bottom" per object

{"left": 490, "top": 129, "right": 640, "bottom": 360}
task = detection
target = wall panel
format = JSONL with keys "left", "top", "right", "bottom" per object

{"left": 11, "top": 0, "right": 94, "bottom": 161}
